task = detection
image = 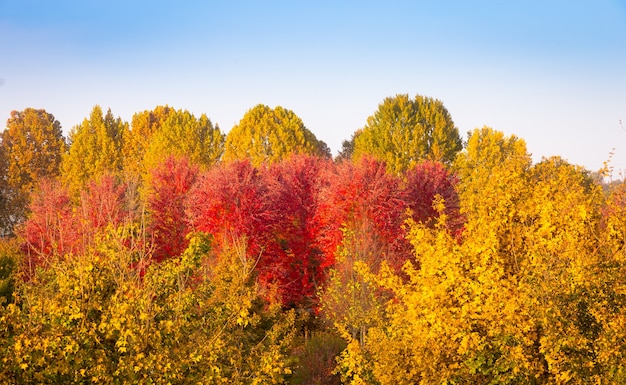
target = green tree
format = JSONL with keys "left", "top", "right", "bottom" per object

{"left": 353, "top": 94, "right": 462, "bottom": 174}
{"left": 142, "top": 108, "right": 224, "bottom": 173}
{"left": 61, "top": 106, "right": 128, "bottom": 196}
{"left": 0, "top": 108, "right": 67, "bottom": 233}
{"left": 223, "top": 104, "right": 327, "bottom": 166}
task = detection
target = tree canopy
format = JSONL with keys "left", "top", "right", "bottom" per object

{"left": 61, "top": 106, "right": 128, "bottom": 196}
{"left": 5, "top": 100, "right": 626, "bottom": 384}
{"left": 0, "top": 108, "right": 67, "bottom": 233}
{"left": 142, "top": 108, "right": 224, "bottom": 173}
{"left": 352, "top": 94, "right": 462, "bottom": 174}
{"left": 223, "top": 104, "right": 328, "bottom": 166}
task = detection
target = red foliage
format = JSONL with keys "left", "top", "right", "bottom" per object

{"left": 80, "top": 174, "right": 127, "bottom": 233}
{"left": 188, "top": 157, "right": 336, "bottom": 308}
{"left": 264, "top": 155, "right": 333, "bottom": 308}
{"left": 403, "top": 160, "right": 463, "bottom": 236}
{"left": 187, "top": 159, "right": 276, "bottom": 264}
{"left": 147, "top": 156, "right": 198, "bottom": 262}
{"left": 19, "top": 179, "right": 80, "bottom": 276}
{"left": 318, "top": 157, "right": 409, "bottom": 271}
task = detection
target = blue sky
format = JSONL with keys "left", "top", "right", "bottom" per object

{"left": 1, "top": 1, "right": 625, "bottom": 174}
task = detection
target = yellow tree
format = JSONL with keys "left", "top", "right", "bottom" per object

{"left": 334, "top": 211, "right": 540, "bottom": 384}
{"left": 335, "top": 128, "right": 537, "bottom": 384}
{"left": 593, "top": 181, "right": 626, "bottom": 383}
{"left": 0, "top": 109, "right": 67, "bottom": 232}
{"left": 61, "top": 106, "right": 128, "bottom": 196}
{"left": 518, "top": 157, "right": 615, "bottom": 383}
{"left": 0, "top": 229, "right": 296, "bottom": 384}
{"left": 453, "top": 126, "right": 532, "bottom": 274}
{"left": 223, "top": 104, "right": 328, "bottom": 166}
{"left": 352, "top": 94, "right": 462, "bottom": 174}
{"left": 123, "top": 105, "right": 176, "bottom": 180}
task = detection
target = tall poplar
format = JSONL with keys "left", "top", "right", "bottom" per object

{"left": 223, "top": 104, "right": 328, "bottom": 166}
{"left": 353, "top": 94, "right": 462, "bottom": 174}
{"left": 61, "top": 106, "right": 128, "bottom": 196}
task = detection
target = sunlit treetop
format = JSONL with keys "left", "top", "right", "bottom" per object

{"left": 123, "top": 105, "right": 177, "bottom": 179}
{"left": 0, "top": 108, "right": 67, "bottom": 232}
{"left": 223, "top": 104, "right": 329, "bottom": 166}
{"left": 142, "top": 108, "right": 224, "bottom": 173}
{"left": 353, "top": 94, "right": 462, "bottom": 174}
{"left": 61, "top": 105, "right": 127, "bottom": 196}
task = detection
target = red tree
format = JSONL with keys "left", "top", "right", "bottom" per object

{"left": 79, "top": 174, "right": 127, "bottom": 237}
{"left": 403, "top": 160, "right": 463, "bottom": 236}
{"left": 147, "top": 156, "right": 198, "bottom": 262}
{"left": 187, "top": 159, "right": 277, "bottom": 269}
{"left": 264, "top": 155, "right": 333, "bottom": 308}
{"left": 318, "top": 157, "right": 409, "bottom": 272}
{"left": 19, "top": 179, "right": 80, "bottom": 276}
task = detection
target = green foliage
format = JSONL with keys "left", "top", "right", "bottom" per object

{"left": 223, "top": 104, "right": 327, "bottom": 166}
{"left": 61, "top": 106, "right": 128, "bottom": 196}
{"left": 0, "top": 239, "right": 20, "bottom": 306}
{"left": 290, "top": 330, "right": 345, "bottom": 385}
{"left": 353, "top": 94, "right": 462, "bottom": 174}
{"left": 143, "top": 108, "right": 224, "bottom": 173}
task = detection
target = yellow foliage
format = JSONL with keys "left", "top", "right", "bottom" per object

{"left": 331, "top": 129, "right": 626, "bottom": 384}
{"left": 0, "top": 229, "right": 296, "bottom": 383}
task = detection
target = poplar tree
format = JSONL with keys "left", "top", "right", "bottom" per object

{"left": 223, "top": 104, "right": 328, "bottom": 166}
{"left": 142, "top": 109, "right": 224, "bottom": 173}
{"left": 61, "top": 106, "right": 128, "bottom": 196}
{"left": 353, "top": 94, "right": 462, "bottom": 174}
{"left": 123, "top": 105, "right": 176, "bottom": 179}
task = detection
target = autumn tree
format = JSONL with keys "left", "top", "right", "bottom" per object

{"left": 0, "top": 230, "right": 296, "bottom": 383}
{"left": 352, "top": 94, "right": 462, "bottom": 174}
{"left": 61, "top": 106, "right": 128, "bottom": 196}
{"left": 319, "top": 157, "right": 407, "bottom": 350}
{"left": 123, "top": 105, "right": 176, "bottom": 180}
{"left": 332, "top": 131, "right": 626, "bottom": 384}
{"left": 187, "top": 160, "right": 272, "bottom": 253}
{"left": 318, "top": 156, "right": 408, "bottom": 272}
{"left": 0, "top": 108, "right": 67, "bottom": 233}
{"left": 453, "top": 126, "right": 532, "bottom": 272}
{"left": 333, "top": 216, "right": 540, "bottom": 385}
{"left": 78, "top": 174, "right": 129, "bottom": 245}
{"left": 263, "top": 154, "right": 333, "bottom": 308}
{"left": 18, "top": 179, "right": 79, "bottom": 276}
{"left": 187, "top": 160, "right": 283, "bottom": 304}
{"left": 403, "top": 160, "right": 463, "bottom": 236}
{"left": 517, "top": 157, "right": 612, "bottom": 382}
{"left": 19, "top": 174, "right": 133, "bottom": 276}
{"left": 146, "top": 156, "right": 198, "bottom": 262}
{"left": 332, "top": 129, "right": 536, "bottom": 384}
{"left": 223, "top": 104, "right": 328, "bottom": 166}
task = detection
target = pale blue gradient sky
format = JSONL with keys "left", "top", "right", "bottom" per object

{"left": 1, "top": 1, "right": 625, "bottom": 173}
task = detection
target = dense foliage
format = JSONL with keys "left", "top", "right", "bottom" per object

{"left": 352, "top": 94, "right": 462, "bottom": 174}
{"left": 223, "top": 104, "right": 329, "bottom": 166}
{"left": 0, "top": 109, "right": 66, "bottom": 234}
{"left": 1, "top": 99, "right": 625, "bottom": 384}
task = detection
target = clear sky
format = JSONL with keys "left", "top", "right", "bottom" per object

{"left": 1, "top": 1, "right": 625, "bottom": 174}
